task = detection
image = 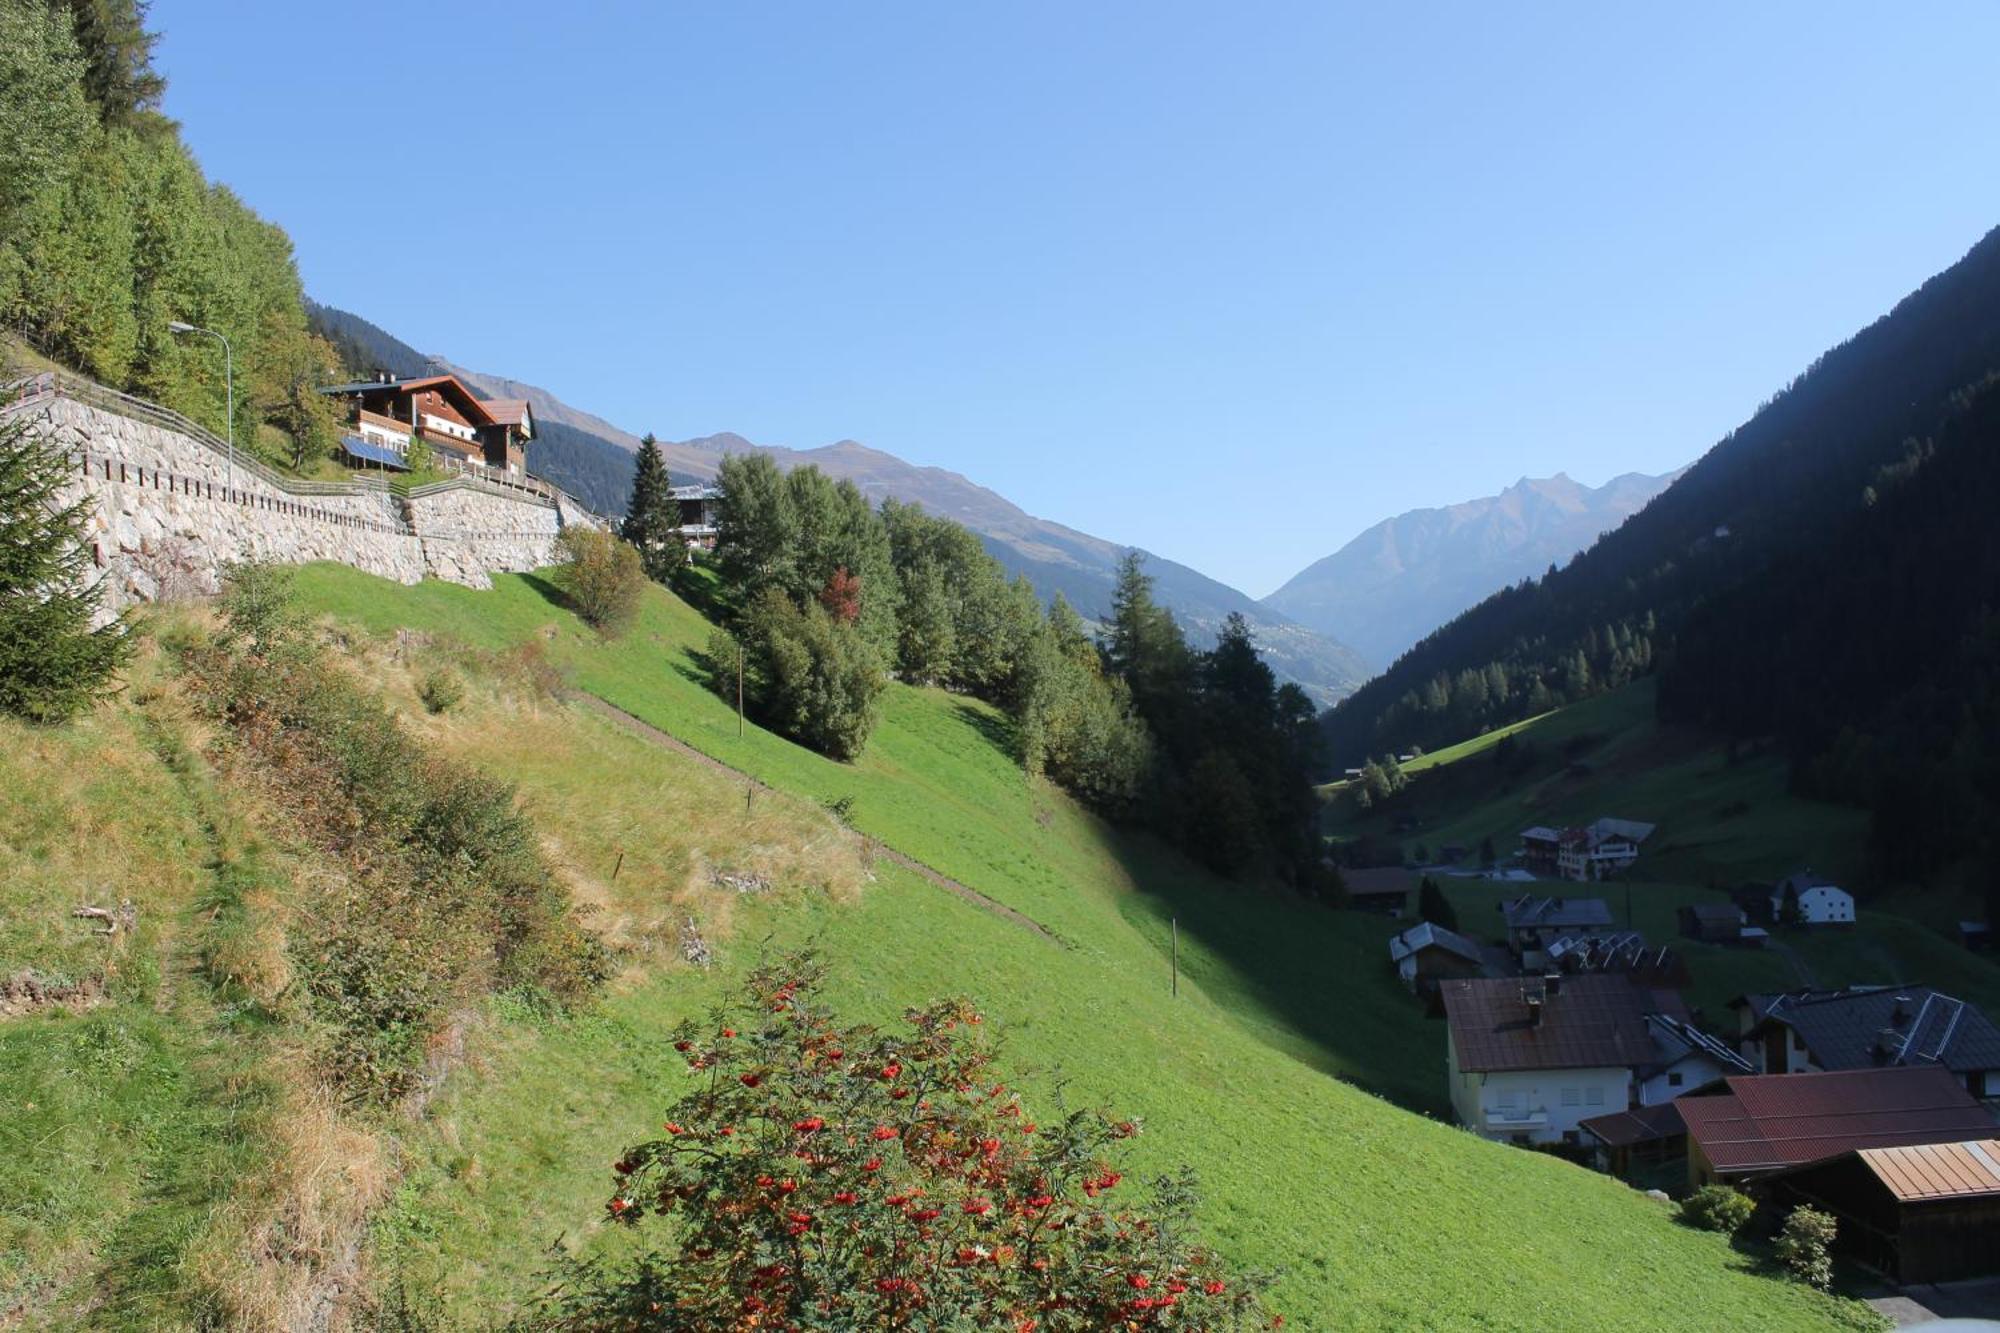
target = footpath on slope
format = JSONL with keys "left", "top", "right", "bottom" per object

{"left": 577, "top": 695, "right": 1067, "bottom": 948}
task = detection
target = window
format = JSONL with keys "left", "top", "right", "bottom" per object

{"left": 1584, "top": 1087, "right": 1604, "bottom": 1107}
{"left": 1561, "top": 1088, "right": 1581, "bottom": 1107}
{"left": 1669, "top": 1072, "right": 1684, "bottom": 1087}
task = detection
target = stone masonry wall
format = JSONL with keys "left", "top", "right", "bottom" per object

{"left": 10, "top": 380, "right": 600, "bottom": 613}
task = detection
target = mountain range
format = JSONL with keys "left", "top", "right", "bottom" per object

{"left": 308, "top": 304, "right": 1374, "bottom": 704}
{"left": 1262, "top": 469, "right": 1682, "bottom": 669}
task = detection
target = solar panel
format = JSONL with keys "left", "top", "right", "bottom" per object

{"left": 340, "top": 435, "right": 410, "bottom": 470}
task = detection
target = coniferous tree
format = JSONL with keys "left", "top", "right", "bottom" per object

{"left": 1418, "top": 876, "right": 1458, "bottom": 931}
{"left": 622, "top": 433, "right": 680, "bottom": 580}
{"left": 0, "top": 407, "right": 129, "bottom": 720}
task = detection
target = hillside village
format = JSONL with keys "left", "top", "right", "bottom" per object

{"left": 8, "top": 3, "right": 2000, "bottom": 1330}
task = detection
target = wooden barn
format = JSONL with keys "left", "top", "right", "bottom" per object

{"left": 1766, "top": 1139, "right": 2000, "bottom": 1283}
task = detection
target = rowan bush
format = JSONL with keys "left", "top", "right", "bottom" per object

{"left": 524, "top": 952, "right": 1277, "bottom": 1330}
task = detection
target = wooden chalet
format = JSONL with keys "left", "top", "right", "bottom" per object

{"left": 321, "top": 371, "right": 536, "bottom": 479}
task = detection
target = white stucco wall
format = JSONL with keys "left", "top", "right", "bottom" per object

{"left": 1447, "top": 1032, "right": 1631, "bottom": 1144}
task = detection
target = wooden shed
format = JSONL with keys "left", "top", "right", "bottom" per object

{"left": 1766, "top": 1139, "right": 2000, "bottom": 1284}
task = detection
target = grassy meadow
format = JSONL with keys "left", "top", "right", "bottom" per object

{"left": 0, "top": 565, "right": 1890, "bottom": 1329}
{"left": 264, "top": 563, "right": 1878, "bottom": 1330}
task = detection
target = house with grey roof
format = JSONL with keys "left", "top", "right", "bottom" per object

{"left": 1499, "top": 894, "right": 1614, "bottom": 968}
{"left": 1730, "top": 985, "right": 2000, "bottom": 1098}
{"left": 1387, "top": 920, "right": 1485, "bottom": 994}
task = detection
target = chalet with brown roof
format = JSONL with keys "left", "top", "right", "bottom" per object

{"left": 1679, "top": 1066, "right": 1997, "bottom": 1190}
{"left": 321, "top": 371, "right": 536, "bottom": 478}
{"left": 1441, "top": 973, "right": 1695, "bottom": 1146}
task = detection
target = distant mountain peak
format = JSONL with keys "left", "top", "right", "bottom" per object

{"left": 1263, "top": 467, "right": 1682, "bottom": 669}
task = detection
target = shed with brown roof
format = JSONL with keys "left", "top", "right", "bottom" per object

{"left": 1680, "top": 1066, "right": 1997, "bottom": 1190}
{"left": 1766, "top": 1138, "right": 2000, "bottom": 1283}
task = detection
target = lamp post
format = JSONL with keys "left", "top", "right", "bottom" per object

{"left": 168, "top": 320, "right": 232, "bottom": 493}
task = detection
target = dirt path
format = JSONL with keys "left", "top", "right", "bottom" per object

{"left": 576, "top": 695, "right": 1066, "bottom": 948}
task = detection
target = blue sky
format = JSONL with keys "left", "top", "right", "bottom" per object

{"left": 156, "top": 2, "right": 2000, "bottom": 597}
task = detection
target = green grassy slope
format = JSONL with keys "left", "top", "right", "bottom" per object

{"left": 288, "top": 564, "right": 1876, "bottom": 1330}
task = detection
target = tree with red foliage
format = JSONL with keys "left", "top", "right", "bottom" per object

{"left": 522, "top": 953, "right": 1276, "bottom": 1330}
{"left": 819, "top": 566, "right": 863, "bottom": 626}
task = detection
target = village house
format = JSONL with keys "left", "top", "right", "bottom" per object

{"left": 1730, "top": 985, "right": 2000, "bottom": 1097}
{"left": 1499, "top": 894, "right": 1614, "bottom": 969}
{"left": 1518, "top": 826, "right": 1562, "bottom": 876}
{"left": 1517, "top": 818, "right": 1654, "bottom": 881}
{"left": 1342, "top": 866, "right": 1416, "bottom": 918}
{"left": 1677, "top": 900, "right": 1767, "bottom": 947}
{"left": 1679, "top": 1066, "right": 1997, "bottom": 1190}
{"left": 1387, "top": 920, "right": 1485, "bottom": 995}
{"left": 321, "top": 371, "right": 536, "bottom": 480}
{"left": 1441, "top": 973, "right": 1694, "bottom": 1146}
{"left": 669, "top": 483, "right": 725, "bottom": 549}
{"left": 1556, "top": 818, "right": 1654, "bottom": 881}
{"left": 1772, "top": 870, "right": 1855, "bottom": 926}
{"left": 1764, "top": 1138, "right": 2000, "bottom": 1284}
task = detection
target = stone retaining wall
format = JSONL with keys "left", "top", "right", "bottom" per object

{"left": 9, "top": 380, "right": 604, "bottom": 612}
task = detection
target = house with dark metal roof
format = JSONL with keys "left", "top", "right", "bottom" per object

{"left": 1679, "top": 900, "right": 1751, "bottom": 944}
{"left": 1441, "top": 973, "right": 1691, "bottom": 1146}
{"left": 1343, "top": 866, "right": 1416, "bottom": 917}
{"left": 1765, "top": 1138, "right": 2000, "bottom": 1283}
{"left": 1499, "top": 894, "right": 1614, "bottom": 968}
{"left": 1730, "top": 985, "right": 2000, "bottom": 1097}
{"left": 1680, "top": 1066, "right": 1997, "bottom": 1189}
{"left": 1387, "top": 921, "right": 1484, "bottom": 994}
{"left": 1579, "top": 1099, "right": 1696, "bottom": 1180}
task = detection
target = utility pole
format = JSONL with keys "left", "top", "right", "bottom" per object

{"left": 737, "top": 644, "right": 745, "bottom": 738}
{"left": 1171, "top": 917, "right": 1179, "bottom": 997}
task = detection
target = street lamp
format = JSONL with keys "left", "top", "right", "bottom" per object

{"left": 168, "top": 320, "right": 233, "bottom": 493}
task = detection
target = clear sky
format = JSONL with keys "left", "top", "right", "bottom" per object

{"left": 154, "top": 2, "right": 2000, "bottom": 597}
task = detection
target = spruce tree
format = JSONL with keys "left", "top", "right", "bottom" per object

{"left": 0, "top": 406, "right": 129, "bottom": 720}
{"left": 622, "top": 433, "right": 680, "bottom": 581}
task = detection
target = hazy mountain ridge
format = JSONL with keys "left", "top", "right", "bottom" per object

{"left": 304, "top": 303, "right": 1371, "bottom": 704}
{"left": 1264, "top": 469, "right": 1682, "bottom": 667}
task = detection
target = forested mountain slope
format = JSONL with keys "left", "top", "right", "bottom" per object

{"left": 1325, "top": 225, "right": 2000, "bottom": 751}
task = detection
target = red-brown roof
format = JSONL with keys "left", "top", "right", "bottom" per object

{"left": 480, "top": 396, "right": 530, "bottom": 426}
{"left": 1680, "top": 1067, "right": 1995, "bottom": 1176}
{"left": 1579, "top": 1099, "right": 1688, "bottom": 1149}
{"left": 1442, "top": 974, "right": 1688, "bottom": 1073}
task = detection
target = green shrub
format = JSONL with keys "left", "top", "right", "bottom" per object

{"left": 0, "top": 408, "right": 129, "bottom": 721}
{"left": 189, "top": 572, "right": 607, "bottom": 1099}
{"left": 1679, "top": 1184, "right": 1755, "bottom": 1234}
{"left": 1774, "top": 1205, "right": 1836, "bottom": 1289}
{"left": 554, "top": 527, "right": 644, "bottom": 635}
{"left": 417, "top": 667, "right": 463, "bottom": 715}
{"left": 721, "top": 587, "right": 885, "bottom": 760}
